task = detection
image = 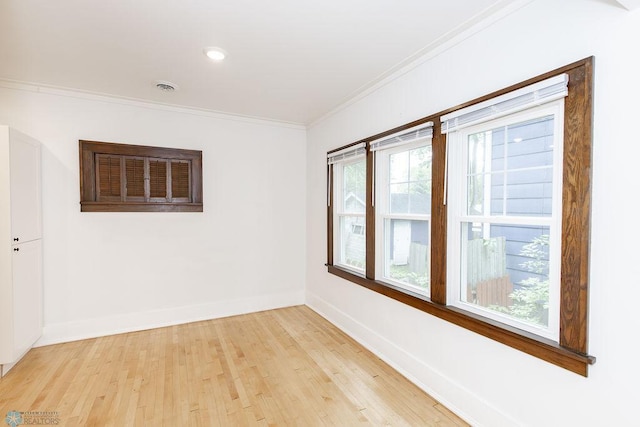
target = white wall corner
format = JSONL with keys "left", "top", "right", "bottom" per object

{"left": 616, "top": 0, "right": 640, "bottom": 10}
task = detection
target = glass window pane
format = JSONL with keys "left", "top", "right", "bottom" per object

{"left": 409, "top": 146, "right": 432, "bottom": 182}
{"left": 389, "top": 183, "right": 409, "bottom": 214}
{"left": 467, "top": 173, "right": 486, "bottom": 216}
{"left": 409, "top": 183, "right": 430, "bottom": 214}
{"left": 506, "top": 116, "right": 554, "bottom": 169}
{"left": 503, "top": 169, "right": 553, "bottom": 216}
{"left": 461, "top": 222, "right": 550, "bottom": 327}
{"left": 389, "top": 145, "right": 431, "bottom": 215}
{"left": 467, "top": 131, "right": 490, "bottom": 175}
{"left": 384, "top": 219, "right": 430, "bottom": 294}
{"left": 342, "top": 160, "right": 366, "bottom": 213}
{"left": 339, "top": 216, "right": 365, "bottom": 270}
{"left": 467, "top": 115, "right": 555, "bottom": 218}
{"left": 390, "top": 151, "right": 409, "bottom": 184}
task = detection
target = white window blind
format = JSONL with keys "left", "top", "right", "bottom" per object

{"left": 327, "top": 142, "right": 366, "bottom": 164}
{"left": 370, "top": 122, "right": 434, "bottom": 152}
{"left": 440, "top": 74, "right": 569, "bottom": 134}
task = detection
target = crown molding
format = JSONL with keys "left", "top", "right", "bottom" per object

{"left": 0, "top": 78, "right": 306, "bottom": 130}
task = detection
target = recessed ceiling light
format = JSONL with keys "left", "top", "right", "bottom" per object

{"left": 155, "top": 80, "right": 178, "bottom": 92}
{"left": 204, "top": 47, "right": 227, "bottom": 61}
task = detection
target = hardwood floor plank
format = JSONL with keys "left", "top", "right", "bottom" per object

{"left": 0, "top": 306, "right": 469, "bottom": 426}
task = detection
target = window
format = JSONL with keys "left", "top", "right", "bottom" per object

{"left": 80, "top": 140, "right": 203, "bottom": 212}
{"left": 447, "top": 103, "right": 564, "bottom": 341}
{"left": 327, "top": 143, "right": 366, "bottom": 272}
{"left": 326, "top": 57, "right": 595, "bottom": 376}
{"left": 372, "top": 124, "right": 433, "bottom": 296}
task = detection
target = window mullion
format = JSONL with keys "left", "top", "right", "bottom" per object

{"left": 336, "top": 213, "right": 366, "bottom": 218}
{"left": 327, "top": 164, "right": 334, "bottom": 266}
{"left": 457, "top": 215, "right": 555, "bottom": 226}
{"left": 365, "top": 146, "right": 375, "bottom": 280}
{"left": 382, "top": 214, "right": 431, "bottom": 221}
{"left": 430, "top": 125, "right": 448, "bottom": 305}
{"left": 559, "top": 62, "right": 592, "bottom": 355}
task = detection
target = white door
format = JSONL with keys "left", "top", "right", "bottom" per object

{"left": 10, "top": 239, "right": 43, "bottom": 362}
{"left": 9, "top": 129, "right": 42, "bottom": 244}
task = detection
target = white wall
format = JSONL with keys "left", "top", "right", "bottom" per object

{"left": 0, "top": 84, "right": 307, "bottom": 345}
{"left": 307, "top": 0, "right": 640, "bottom": 425}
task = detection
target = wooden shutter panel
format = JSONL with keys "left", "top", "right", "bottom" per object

{"left": 80, "top": 140, "right": 203, "bottom": 212}
{"left": 149, "top": 159, "right": 167, "bottom": 199}
{"left": 97, "top": 155, "right": 122, "bottom": 200}
{"left": 125, "top": 158, "right": 145, "bottom": 198}
{"left": 171, "top": 161, "right": 190, "bottom": 200}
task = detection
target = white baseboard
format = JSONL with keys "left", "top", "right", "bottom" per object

{"left": 305, "top": 293, "right": 519, "bottom": 427}
{"left": 1, "top": 348, "right": 29, "bottom": 377}
{"left": 36, "top": 291, "right": 305, "bottom": 347}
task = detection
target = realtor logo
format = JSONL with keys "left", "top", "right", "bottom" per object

{"left": 4, "top": 411, "right": 59, "bottom": 426}
{"left": 4, "top": 411, "right": 22, "bottom": 427}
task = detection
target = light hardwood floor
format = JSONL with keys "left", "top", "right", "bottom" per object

{"left": 0, "top": 306, "right": 468, "bottom": 426}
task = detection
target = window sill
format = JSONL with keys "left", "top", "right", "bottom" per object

{"left": 327, "top": 264, "right": 595, "bottom": 376}
{"left": 80, "top": 201, "right": 203, "bottom": 212}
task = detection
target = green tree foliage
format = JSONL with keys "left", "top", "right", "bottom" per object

{"left": 409, "top": 146, "right": 432, "bottom": 196}
{"left": 492, "top": 235, "right": 550, "bottom": 326}
{"left": 510, "top": 235, "right": 550, "bottom": 325}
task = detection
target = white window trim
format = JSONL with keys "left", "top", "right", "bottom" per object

{"left": 375, "top": 138, "right": 432, "bottom": 297}
{"left": 446, "top": 101, "right": 565, "bottom": 341}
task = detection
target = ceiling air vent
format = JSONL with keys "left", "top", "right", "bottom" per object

{"left": 155, "top": 80, "right": 178, "bottom": 92}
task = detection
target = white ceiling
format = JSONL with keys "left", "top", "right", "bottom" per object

{"left": 0, "top": 0, "right": 520, "bottom": 125}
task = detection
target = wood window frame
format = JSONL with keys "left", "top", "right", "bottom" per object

{"left": 326, "top": 57, "right": 595, "bottom": 376}
{"left": 80, "top": 140, "right": 203, "bottom": 212}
